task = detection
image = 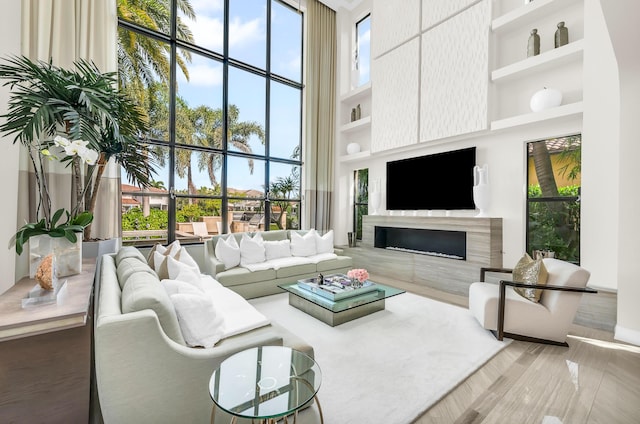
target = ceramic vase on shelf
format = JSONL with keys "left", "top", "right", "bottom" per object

{"left": 29, "top": 234, "right": 82, "bottom": 279}
{"left": 473, "top": 164, "right": 490, "bottom": 217}
{"left": 530, "top": 87, "right": 562, "bottom": 112}
{"left": 555, "top": 22, "right": 569, "bottom": 48}
{"left": 369, "top": 179, "right": 381, "bottom": 215}
{"left": 527, "top": 29, "right": 540, "bottom": 57}
{"left": 346, "top": 142, "right": 361, "bottom": 155}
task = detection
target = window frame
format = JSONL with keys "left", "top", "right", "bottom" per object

{"left": 118, "top": 0, "right": 304, "bottom": 244}
{"left": 525, "top": 135, "right": 582, "bottom": 264}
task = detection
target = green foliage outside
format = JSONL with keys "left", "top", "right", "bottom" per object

{"left": 527, "top": 184, "right": 580, "bottom": 262}
{"left": 122, "top": 208, "right": 168, "bottom": 231}
{"left": 354, "top": 169, "right": 369, "bottom": 239}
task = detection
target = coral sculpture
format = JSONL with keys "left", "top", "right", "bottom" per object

{"left": 35, "top": 254, "right": 54, "bottom": 290}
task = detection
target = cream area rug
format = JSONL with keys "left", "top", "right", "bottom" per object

{"left": 249, "top": 292, "right": 508, "bottom": 424}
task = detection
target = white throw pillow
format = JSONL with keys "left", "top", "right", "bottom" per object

{"left": 315, "top": 230, "right": 334, "bottom": 254}
{"left": 174, "top": 264, "right": 205, "bottom": 291}
{"left": 162, "top": 279, "right": 204, "bottom": 296}
{"left": 264, "top": 239, "right": 292, "bottom": 261}
{"left": 148, "top": 240, "right": 181, "bottom": 269}
{"left": 175, "top": 248, "right": 200, "bottom": 271}
{"left": 153, "top": 251, "right": 169, "bottom": 276}
{"left": 290, "top": 230, "right": 317, "bottom": 257}
{"left": 240, "top": 233, "right": 266, "bottom": 266}
{"left": 215, "top": 234, "right": 241, "bottom": 270}
{"left": 170, "top": 293, "right": 224, "bottom": 348}
{"left": 156, "top": 254, "right": 202, "bottom": 288}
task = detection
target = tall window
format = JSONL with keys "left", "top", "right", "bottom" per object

{"left": 353, "top": 169, "right": 368, "bottom": 240}
{"left": 356, "top": 14, "right": 371, "bottom": 86}
{"left": 118, "top": 0, "right": 303, "bottom": 245}
{"left": 526, "top": 135, "right": 581, "bottom": 263}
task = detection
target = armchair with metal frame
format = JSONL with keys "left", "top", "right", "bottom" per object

{"left": 469, "top": 259, "right": 597, "bottom": 347}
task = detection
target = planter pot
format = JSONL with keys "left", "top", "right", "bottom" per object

{"left": 30, "top": 234, "right": 82, "bottom": 279}
{"left": 83, "top": 238, "right": 118, "bottom": 259}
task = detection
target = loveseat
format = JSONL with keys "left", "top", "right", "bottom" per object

{"left": 94, "top": 246, "right": 313, "bottom": 424}
{"left": 203, "top": 229, "right": 353, "bottom": 299}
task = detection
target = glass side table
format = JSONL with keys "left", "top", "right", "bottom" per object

{"left": 209, "top": 346, "right": 323, "bottom": 424}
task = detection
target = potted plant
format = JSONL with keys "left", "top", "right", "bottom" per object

{"left": 0, "top": 56, "right": 156, "bottom": 278}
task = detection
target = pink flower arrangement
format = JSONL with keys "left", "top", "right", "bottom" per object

{"left": 347, "top": 268, "right": 369, "bottom": 283}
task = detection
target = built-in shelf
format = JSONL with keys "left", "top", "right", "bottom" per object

{"left": 339, "top": 150, "right": 371, "bottom": 163}
{"left": 340, "top": 81, "right": 372, "bottom": 104}
{"left": 490, "top": 101, "right": 583, "bottom": 131}
{"left": 492, "top": 0, "right": 582, "bottom": 33}
{"left": 492, "top": 39, "right": 584, "bottom": 82}
{"left": 340, "top": 116, "right": 371, "bottom": 134}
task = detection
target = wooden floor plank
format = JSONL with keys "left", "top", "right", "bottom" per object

{"left": 364, "top": 273, "right": 639, "bottom": 424}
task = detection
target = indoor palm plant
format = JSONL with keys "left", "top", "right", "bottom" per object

{"left": 0, "top": 56, "right": 156, "bottom": 277}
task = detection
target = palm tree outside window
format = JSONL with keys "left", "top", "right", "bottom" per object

{"left": 117, "top": 0, "right": 303, "bottom": 244}
{"left": 526, "top": 135, "right": 581, "bottom": 263}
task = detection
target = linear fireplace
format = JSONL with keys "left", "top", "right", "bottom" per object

{"left": 374, "top": 226, "right": 466, "bottom": 260}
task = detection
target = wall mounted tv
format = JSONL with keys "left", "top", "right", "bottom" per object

{"left": 386, "top": 147, "right": 476, "bottom": 210}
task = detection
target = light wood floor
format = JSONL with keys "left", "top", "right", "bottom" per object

{"left": 369, "top": 274, "right": 640, "bottom": 424}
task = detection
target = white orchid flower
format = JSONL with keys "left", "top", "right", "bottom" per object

{"left": 80, "top": 148, "right": 99, "bottom": 165}
{"left": 64, "top": 139, "right": 89, "bottom": 156}
{"left": 53, "top": 135, "right": 70, "bottom": 147}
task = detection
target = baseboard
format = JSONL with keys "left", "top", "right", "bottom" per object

{"left": 614, "top": 325, "right": 640, "bottom": 346}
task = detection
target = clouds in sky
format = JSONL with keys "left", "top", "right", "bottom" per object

{"left": 182, "top": 14, "right": 265, "bottom": 58}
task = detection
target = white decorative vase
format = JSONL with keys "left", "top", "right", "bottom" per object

{"left": 530, "top": 87, "right": 562, "bottom": 112}
{"left": 30, "top": 234, "right": 82, "bottom": 279}
{"left": 346, "top": 142, "right": 361, "bottom": 155}
{"left": 473, "top": 164, "right": 490, "bottom": 217}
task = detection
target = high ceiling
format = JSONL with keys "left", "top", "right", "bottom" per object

{"left": 320, "top": 0, "right": 363, "bottom": 11}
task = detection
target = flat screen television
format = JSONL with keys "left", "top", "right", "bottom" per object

{"left": 386, "top": 147, "right": 476, "bottom": 210}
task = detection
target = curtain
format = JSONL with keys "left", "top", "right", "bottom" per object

{"left": 19, "top": 0, "right": 119, "bottom": 246}
{"left": 304, "top": 0, "right": 336, "bottom": 233}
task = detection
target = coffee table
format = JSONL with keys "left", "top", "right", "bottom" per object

{"left": 279, "top": 281, "right": 405, "bottom": 326}
{"left": 209, "top": 346, "right": 323, "bottom": 424}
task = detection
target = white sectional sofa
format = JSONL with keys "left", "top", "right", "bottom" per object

{"left": 94, "top": 245, "right": 313, "bottom": 424}
{"left": 203, "top": 229, "right": 353, "bottom": 299}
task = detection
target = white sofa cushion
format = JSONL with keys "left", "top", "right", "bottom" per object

{"left": 290, "top": 229, "right": 317, "bottom": 257}
{"left": 315, "top": 230, "right": 334, "bottom": 254}
{"left": 264, "top": 239, "right": 292, "bottom": 261}
{"left": 170, "top": 293, "right": 225, "bottom": 348}
{"left": 121, "top": 272, "right": 186, "bottom": 345}
{"left": 206, "top": 285, "right": 270, "bottom": 338}
{"left": 162, "top": 279, "right": 204, "bottom": 296}
{"left": 240, "top": 232, "right": 266, "bottom": 266}
{"left": 306, "top": 252, "right": 338, "bottom": 264}
{"left": 215, "top": 234, "right": 241, "bottom": 270}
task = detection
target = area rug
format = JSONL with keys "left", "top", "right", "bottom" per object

{"left": 249, "top": 292, "right": 508, "bottom": 424}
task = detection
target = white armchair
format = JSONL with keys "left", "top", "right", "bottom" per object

{"left": 469, "top": 258, "right": 596, "bottom": 346}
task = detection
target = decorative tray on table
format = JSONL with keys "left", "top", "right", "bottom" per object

{"left": 297, "top": 273, "right": 378, "bottom": 301}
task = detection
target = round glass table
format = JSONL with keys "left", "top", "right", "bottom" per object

{"left": 209, "top": 346, "right": 323, "bottom": 424}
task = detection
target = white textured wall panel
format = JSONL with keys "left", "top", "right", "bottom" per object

{"left": 372, "top": 38, "right": 420, "bottom": 153}
{"left": 371, "top": 0, "right": 420, "bottom": 58}
{"left": 420, "top": 0, "right": 489, "bottom": 142}
{"left": 421, "top": 0, "right": 481, "bottom": 30}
